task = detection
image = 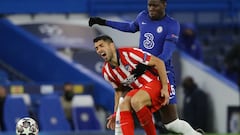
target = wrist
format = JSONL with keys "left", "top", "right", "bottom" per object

{"left": 162, "top": 84, "right": 168, "bottom": 88}
{"left": 112, "top": 112, "right": 116, "bottom": 118}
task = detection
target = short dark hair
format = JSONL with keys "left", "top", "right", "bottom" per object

{"left": 93, "top": 35, "right": 114, "bottom": 43}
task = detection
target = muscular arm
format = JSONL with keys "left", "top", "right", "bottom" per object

{"left": 148, "top": 55, "right": 169, "bottom": 105}
{"left": 148, "top": 55, "right": 168, "bottom": 88}
{"left": 114, "top": 89, "right": 123, "bottom": 112}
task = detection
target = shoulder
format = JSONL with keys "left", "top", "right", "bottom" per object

{"left": 164, "top": 15, "right": 180, "bottom": 27}
{"left": 120, "top": 47, "right": 145, "bottom": 52}
{"left": 119, "top": 47, "right": 147, "bottom": 55}
{"left": 102, "top": 62, "right": 109, "bottom": 70}
{"left": 137, "top": 10, "right": 148, "bottom": 18}
{"left": 119, "top": 47, "right": 134, "bottom": 52}
{"left": 165, "top": 14, "right": 179, "bottom": 22}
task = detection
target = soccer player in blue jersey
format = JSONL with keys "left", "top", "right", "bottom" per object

{"left": 89, "top": 0, "right": 204, "bottom": 134}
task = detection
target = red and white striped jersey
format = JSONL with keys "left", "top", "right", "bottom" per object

{"left": 102, "top": 48, "right": 159, "bottom": 89}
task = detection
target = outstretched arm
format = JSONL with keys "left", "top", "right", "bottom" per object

{"left": 89, "top": 17, "right": 138, "bottom": 32}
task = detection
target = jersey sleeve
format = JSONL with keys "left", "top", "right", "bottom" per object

{"left": 105, "top": 12, "right": 143, "bottom": 33}
{"left": 158, "top": 20, "right": 180, "bottom": 61}
{"left": 128, "top": 48, "right": 152, "bottom": 65}
{"left": 106, "top": 21, "right": 138, "bottom": 33}
{"left": 165, "top": 20, "right": 180, "bottom": 44}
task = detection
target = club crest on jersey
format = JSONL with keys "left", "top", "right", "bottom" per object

{"left": 157, "top": 26, "right": 163, "bottom": 33}
{"left": 124, "top": 65, "right": 132, "bottom": 72}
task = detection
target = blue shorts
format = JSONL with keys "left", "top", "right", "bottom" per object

{"left": 167, "top": 71, "right": 177, "bottom": 104}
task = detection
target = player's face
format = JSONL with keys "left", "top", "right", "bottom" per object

{"left": 148, "top": 0, "right": 166, "bottom": 20}
{"left": 94, "top": 40, "right": 114, "bottom": 62}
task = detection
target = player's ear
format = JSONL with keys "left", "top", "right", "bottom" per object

{"left": 163, "top": 1, "right": 167, "bottom": 7}
{"left": 110, "top": 42, "right": 115, "bottom": 47}
{"left": 161, "top": 0, "right": 167, "bottom": 7}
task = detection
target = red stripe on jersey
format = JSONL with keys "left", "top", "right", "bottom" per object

{"left": 102, "top": 66, "right": 117, "bottom": 86}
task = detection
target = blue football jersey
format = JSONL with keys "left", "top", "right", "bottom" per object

{"left": 106, "top": 10, "right": 180, "bottom": 73}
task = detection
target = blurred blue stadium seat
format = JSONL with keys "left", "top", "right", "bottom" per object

{"left": 38, "top": 94, "right": 71, "bottom": 132}
{"left": 72, "top": 95, "right": 102, "bottom": 131}
{"left": 3, "top": 95, "right": 29, "bottom": 131}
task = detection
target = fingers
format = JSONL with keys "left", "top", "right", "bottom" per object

{"left": 106, "top": 120, "right": 111, "bottom": 129}
{"left": 164, "top": 96, "right": 169, "bottom": 105}
{"left": 88, "top": 17, "right": 94, "bottom": 27}
{"left": 106, "top": 115, "right": 112, "bottom": 120}
{"left": 88, "top": 17, "right": 106, "bottom": 27}
{"left": 106, "top": 114, "right": 116, "bottom": 130}
{"left": 106, "top": 119, "right": 115, "bottom": 130}
{"left": 161, "top": 89, "right": 170, "bottom": 106}
{"left": 110, "top": 122, "right": 115, "bottom": 130}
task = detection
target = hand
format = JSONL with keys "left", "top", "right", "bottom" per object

{"left": 106, "top": 113, "right": 116, "bottom": 130}
{"left": 160, "top": 85, "right": 170, "bottom": 106}
{"left": 88, "top": 17, "right": 106, "bottom": 27}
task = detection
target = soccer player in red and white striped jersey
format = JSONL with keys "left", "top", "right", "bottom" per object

{"left": 94, "top": 35, "right": 170, "bottom": 135}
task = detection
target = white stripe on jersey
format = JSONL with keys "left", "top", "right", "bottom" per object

{"left": 123, "top": 52, "right": 136, "bottom": 67}
{"left": 129, "top": 52, "right": 144, "bottom": 63}
{"left": 130, "top": 52, "right": 149, "bottom": 65}
{"left": 103, "top": 72, "right": 117, "bottom": 88}
{"left": 141, "top": 74, "right": 152, "bottom": 82}
{"left": 133, "top": 48, "right": 151, "bottom": 56}
{"left": 104, "top": 64, "right": 114, "bottom": 81}
{"left": 113, "top": 69, "right": 124, "bottom": 81}
{"left": 133, "top": 79, "right": 142, "bottom": 88}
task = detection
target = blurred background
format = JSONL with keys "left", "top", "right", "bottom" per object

{"left": 0, "top": 0, "right": 239, "bottom": 134}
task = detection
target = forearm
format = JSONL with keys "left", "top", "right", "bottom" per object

{"left": 106, "top": 20, "right": 137, "bottom": 33}
{"left": 148, "top": 56, "right": 168, "bottom": 88}
{"left": 114, "top": 90, "right": 122, "bottom": 112}
{"left": 156, "top": 60, "right": 169, "bottom": 88}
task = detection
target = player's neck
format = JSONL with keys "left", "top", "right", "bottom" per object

{"left": 158, "top": 13, "right": 166, "bottom": 20}
{"left": 109, "top": 60, "right": 118, "bottom": 68}
{"left": 151, "top": 13, "right": 166, "bottom": 21}
{"left": 109, "top": 52, "right": 119, "bottom": 67}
